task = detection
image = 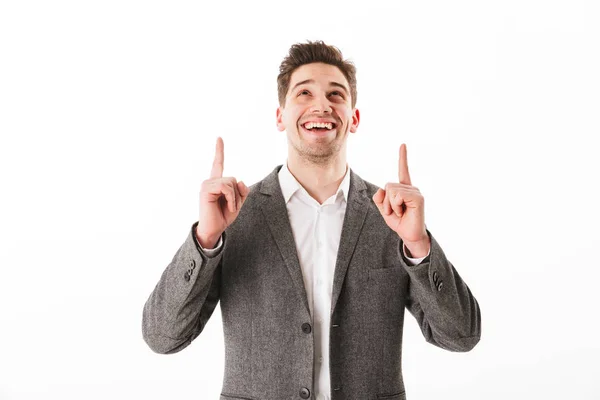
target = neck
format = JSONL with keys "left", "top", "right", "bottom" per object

{"left": 286, "top": 150, "right": 348, "bottom": 205}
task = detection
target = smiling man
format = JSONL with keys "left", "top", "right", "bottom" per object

{"left": 276, "top": 60, "right": 359, "bottom": 205}
{"left": 143, "top": 41, "right": 481, "bottom": 400}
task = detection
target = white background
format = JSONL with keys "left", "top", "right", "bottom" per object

{"left": 1, "top": 0, "right": 599, "bottom": 399}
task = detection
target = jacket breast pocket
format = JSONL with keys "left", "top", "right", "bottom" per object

{"left": 368, "top": 265, "right": 403, "bottom": 282}
{"left": 367, "top": 266, "right": 406, "bottom": 318}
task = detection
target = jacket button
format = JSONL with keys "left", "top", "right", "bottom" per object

{"left": 437, "top": 281, "right": 443, "bottom": 291}
{"left": 184, "top": 272, "right": 190, "bottom": 282}
{"left": 433, "top": 271, "right": 438, "bottom": 282}
{"left": 302, "top": 323, "right": 312, "bottom": 334}
{"left": 300, "top": 387, "right": 311, "bottom": 398}
{"left": 189, "top": 260, "right": 195, "bottom": 269}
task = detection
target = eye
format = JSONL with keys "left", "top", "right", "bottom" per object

{"left": 299, "top": 90, "right": 310, "bottom": 96}
{"left": 330, "top": 91, "right": 342, "bottom": 97}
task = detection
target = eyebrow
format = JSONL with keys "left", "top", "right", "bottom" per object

{"left": 290, "top": 79, "right": 349, "bottom": 95}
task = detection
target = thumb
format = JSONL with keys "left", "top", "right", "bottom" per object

{"left": 372, "top": 188, "right": 385, "bottom": 205}
{"left": 372, "top": 188, "right": 386, "bottom": 215}
{"left": 237, "top": 181, "right": 249, "bottom": 201}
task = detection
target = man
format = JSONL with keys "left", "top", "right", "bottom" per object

{"left": 143, "top": 40, "right": 481, "bottom": 400}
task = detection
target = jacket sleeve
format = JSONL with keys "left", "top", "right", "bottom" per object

{"left": 401, "top": 229, "right": 481, "bottom": 352}
{"left": 142, "top": 221, "right": 225, "bottom": 354}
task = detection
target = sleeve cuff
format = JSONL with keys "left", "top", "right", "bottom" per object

{"left": 191, "top": 222, "right": 224, "bottom": 256}
{"left": 197, "top": 234, "right": 223, "bottom": 255}
{"left": 403, "top": 242, "right": 430, "bottom": 266}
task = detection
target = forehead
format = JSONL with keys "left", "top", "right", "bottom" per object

{"left": 289, "top": 62, "right": 349, "bottom": 89}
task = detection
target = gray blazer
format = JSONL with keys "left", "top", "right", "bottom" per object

{"left": 142, "top": 165, "right": 481, "bottom": 400}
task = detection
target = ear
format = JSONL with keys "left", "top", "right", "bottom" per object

{"left": 349, "top": 108, "right": 360, "bottom": 133}
{"left": 276, "top": 107, "right": 286, "bottom": 132}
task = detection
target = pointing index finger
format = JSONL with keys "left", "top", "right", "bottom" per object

{"left": 210, "top": 137, "right": 224, "bottom": 178}
{"left": 398, "top": 143, "right": 411, "bottom": 185}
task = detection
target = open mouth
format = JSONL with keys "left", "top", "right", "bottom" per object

{"left": 300, "top": 121, "right": 337, "bottom": 135}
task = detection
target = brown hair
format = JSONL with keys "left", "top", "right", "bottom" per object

{"left": 277, "top": 40, "right": 357, "bottom": 109}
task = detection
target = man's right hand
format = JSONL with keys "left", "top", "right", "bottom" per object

{"left": 196, "top": 137, "right": 249, "bottom": 249}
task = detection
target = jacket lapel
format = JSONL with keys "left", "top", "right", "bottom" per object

{"left": 330, "top": 168, "right": 369, "bottom": 316}
{"left": 258, "top": 165, "right": 370, "bottom": 319}
{"left": 258, "top": 165, "right": 312, "bottom": 317}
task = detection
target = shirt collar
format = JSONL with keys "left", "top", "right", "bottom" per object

{"left": 278, "top": 160, "right": 351, "bottom": 205}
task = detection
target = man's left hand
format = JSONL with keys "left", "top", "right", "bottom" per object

{"left": 372, "top": 143, "right": 430, "bottom": 258}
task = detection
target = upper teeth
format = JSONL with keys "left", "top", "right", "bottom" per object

{"left": 304, "top": 122, "right": 333, "bottom": 130}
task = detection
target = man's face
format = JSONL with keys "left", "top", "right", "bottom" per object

{"left": 276, "top": 62, "right": 360, "bottom": 165}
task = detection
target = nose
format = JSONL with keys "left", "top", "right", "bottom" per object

{"left": 310, "top": 93, "right": 332, "bottom": 114}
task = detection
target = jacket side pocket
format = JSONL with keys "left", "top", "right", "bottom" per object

{"left": 220, "top": 392, "right": 257, "bottom": 400}
{"left": 376, "top": 390, "right": 406, "bottom": 400}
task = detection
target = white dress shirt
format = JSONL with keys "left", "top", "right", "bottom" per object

{"left": 199, "top": 162, "right": 429, "bottom": 400}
